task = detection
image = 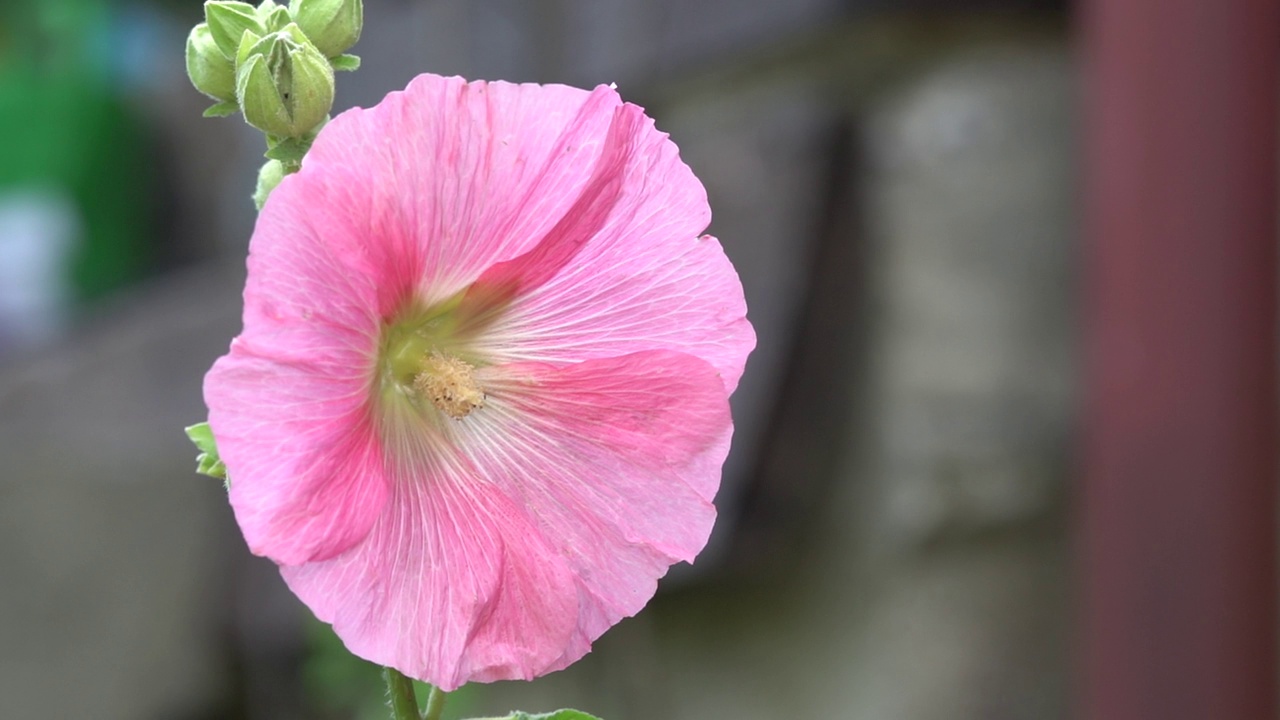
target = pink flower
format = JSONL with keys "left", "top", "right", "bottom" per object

{"left": 204, "top": 74, "right": 754, "bottom": 690}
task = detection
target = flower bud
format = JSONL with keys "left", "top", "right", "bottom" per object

{"left": 288, "top": 0, "right": 362, "bottom": 57}
{"left": 253, "top": 159, "right": 286, "bottom": 210}
{"left": 185, "top": 23, "right": 236, "bottom": 102}
{"left": 205, "top": 1, "right": 267, "bottom": 58}
{"left": 235, "top": 24, "right": 334, "bottom": 138}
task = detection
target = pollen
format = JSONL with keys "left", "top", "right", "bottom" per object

{"left": 413, "top": 351, "right": 485, "bottom": 419}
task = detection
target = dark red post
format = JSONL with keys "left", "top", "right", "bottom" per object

{"left": 1081, "top": 0, "right": 1278, "bottom": 718}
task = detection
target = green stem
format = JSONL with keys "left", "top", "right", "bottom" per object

{"left": 383, "top": 667, "right": 421, "bottom": 720}
{"left": 423, "top": 684, "right": 447, "bottom": 720}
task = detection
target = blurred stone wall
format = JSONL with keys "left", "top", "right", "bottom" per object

{"left": 0, "top": 3, "right": 1072, "bottom": 719}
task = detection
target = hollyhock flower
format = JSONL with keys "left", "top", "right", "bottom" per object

{"left": 204, "top": 73, "right": 754, "bottom": 690}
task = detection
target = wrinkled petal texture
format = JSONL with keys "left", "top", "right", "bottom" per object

{"left": 204, "top": 73, "right": 755, "bottom": 690}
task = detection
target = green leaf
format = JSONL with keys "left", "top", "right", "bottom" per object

{"left": 330, "top": 53, "right": 361, "bottom": 71}
{"left": 202, "top": 101, "right": 240, "bottom": 117}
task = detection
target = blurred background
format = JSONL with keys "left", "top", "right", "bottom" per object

{"left": 0, "top": 0, "right": 1272, "bottom": 718}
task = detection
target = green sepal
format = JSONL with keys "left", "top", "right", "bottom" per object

{"left": 186, "top": 421, "right": 216, "bottom": 456}
{"left": 202, "top": 101, "right": 240, "bottom": 117}
{"left": 234, "top": 27, "right": 263, "bottom": 67}
{"left": 205, "top": 1, "right": 265, "bottom": 59}
{"left": 185, "top": 422, "right": 229, "bottom": 487}
{"left": 264, "top": 136, "right": 311, "bottom": 165}
{"left": 330, "top": 53, "right": 360, "bottom": 71}
{"left": 197, "top": 454, "right": 228, "bottom": 481}
{"left": 261, "top": 4, "right": 294, "bottom": 32}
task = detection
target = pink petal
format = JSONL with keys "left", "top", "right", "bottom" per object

{"left": 205, "top": 352, "right": 388, "bottom": 565}
{"left": 282, "top": 462, "right": 580, "bottom": 691}
{"left": 279, "top": 350, "right": 730, "bottom": 688}
{"left": 470, "top": 350, "right": 730, "bottom": 614}
{"left": 458, "top": 103, "right": 646, "bottom": 319}
{"left": 290, "top": 75, "right": 630, "bottom": 317}
{"left": 205, "top": 135, "right": 391, "bottom": 566}
{"left": 236, "top": 174, "right": 383, "bottom": 367}
{"left": 474, "top": 108, "right": 755, "bottom": 393}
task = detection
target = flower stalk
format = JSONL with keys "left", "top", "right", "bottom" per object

{"left": 423, "top": 684, "right": 447, "bottom": 720}
{"left": 384, "top": 667, "right": 426, "bottom": 720}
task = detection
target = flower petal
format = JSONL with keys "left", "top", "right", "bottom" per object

{"left": 465, "top": 350, "right": 730, "bottom": 644}
{"left": 281, "top": 462, "right": 580, "bottom": 691}
{"left": 457, "top": 103, "right": 646, "bottom": 320}
{"left": 279, "top": 350, "right": 729, "bottom": 688}
{"left": 475, "top": 109, "right": 755, "bottom": 392}
{"left": 291, "top": 75, "right": 629, "bottom": 316}
{"left": 206, "top": 352, "right": 388, "bottom": 565}
{"left": 206, "top": 137, "right": 390, "bottom": 565}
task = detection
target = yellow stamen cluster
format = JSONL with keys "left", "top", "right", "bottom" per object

{"left": 413, "top": 351, "right": 485, "bottom": 419}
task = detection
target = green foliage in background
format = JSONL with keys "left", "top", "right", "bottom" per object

{"left": 0, "top": 0, "right": 154, "bottom": 302}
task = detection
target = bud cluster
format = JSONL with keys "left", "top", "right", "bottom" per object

{"left": 186, "top": 0, "right": 361, "bottom": 142}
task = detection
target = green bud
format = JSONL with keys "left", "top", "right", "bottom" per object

{"left": 253, "top": 159, "right": 286, "bottom": 210}
{"left": 205, "top": 0, "right": 266, "bottom": 58}
{"left": 185, "top": 23, "right": 236, "bottom": 102}
{"left": 235, "top": 24, "right": 334, "bottom": 138}
{"left": 289, "top": 0, "right": 362, "bottom": 57}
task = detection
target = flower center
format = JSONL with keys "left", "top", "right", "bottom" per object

{"left": 378, "top": 296, "right": 489, "bottom": 421}
{"left": 413, "top": 352, "right": 485, "bottom": 418}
